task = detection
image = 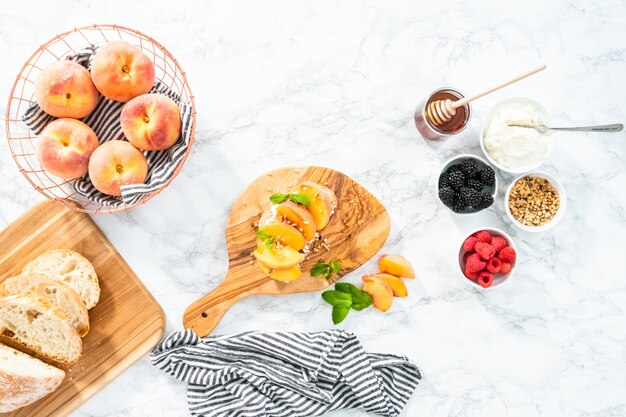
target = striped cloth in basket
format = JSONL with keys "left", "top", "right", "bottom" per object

{"left": 151, "top": 329, "right": 421, "bottom": 417}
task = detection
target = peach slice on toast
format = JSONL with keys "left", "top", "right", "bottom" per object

{"left": 276, "top": 201, "right": 316, "bottom": 241}
{"left": 362, "top": 274, "right": 394, "bottom": 312}
{"left": 257, "top": 261, "right": 302, "bottom": 282}
{"left": 253, "top": 244, "right": 303, "bottom": 270}
{"left": 296, "top": 182, "right": 337, "bottom": 231}
{"left": 379, "top": 254, "right": 415, "bottom": 278}
{"left": 258, "top": 223, "right": 306, "bottom": 251}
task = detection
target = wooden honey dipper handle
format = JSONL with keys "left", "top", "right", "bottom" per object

{"left": 452, "top": 64, "right": 547, "bottom": 109}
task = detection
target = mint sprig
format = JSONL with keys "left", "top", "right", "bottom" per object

{"left": 256, "top": 230, "right": 275, "bottom": 249}
{"left": 269, "top": 192, "right": 311, "bottom": 207}
{"left": 321, "top": 283, "right": 373, "bottom": 324}
{"left": 311, "top": 260, "right": 342, "bottom": 280}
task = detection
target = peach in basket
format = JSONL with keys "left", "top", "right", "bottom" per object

{"left": 35, "top": 61, "right": 99, "bottom": 119}
{"left": 91, "top": 41, "right": 155, "bottom": 102}
{"left": 120, "top": 93, "right": 181, "bottom": 151}
{"left": 36, "top": 119, "right": 99, "bottom": 180}
{"left": 88, "top": 140, "right": 148, "bottom": 197}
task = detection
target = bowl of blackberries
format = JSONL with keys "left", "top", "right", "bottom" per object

{"left": 438, "top": 154, "right": 497, "bottom": 214}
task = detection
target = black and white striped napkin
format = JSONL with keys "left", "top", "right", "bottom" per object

{"left": 22, "top": 47, "right": 194, "bottom": 209}
{"left": 151, "top": 329, "right": 421, "bottom": 417}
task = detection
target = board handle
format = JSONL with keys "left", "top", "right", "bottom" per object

{"left": 183, "top": 279, "right": 245, "bottom": 337}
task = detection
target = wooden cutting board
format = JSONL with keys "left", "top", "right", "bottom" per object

{"left": 184, "top": 166, "right": 390, "bottom": 336}
{"left": 0, "top": 201, "right": 165, "bottom": 417}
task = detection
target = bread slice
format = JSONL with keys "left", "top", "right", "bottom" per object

{"left": 22, "top": 249, "right": 100, "bottom": 310}
{"left": 0, "top": 343, "right": 65, "bottom": 412}
{"left": 0, "top": 273, "right": 90, "bottom": 337}
{"left": 0, "top": 294, "right": 82, "bottom": 365}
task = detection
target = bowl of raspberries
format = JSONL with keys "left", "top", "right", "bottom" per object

{"left": 438, "top": 154, "right": 497, "bottom": 214}
{"left": 459, "top": 229, "right": 517, "bottom": 289}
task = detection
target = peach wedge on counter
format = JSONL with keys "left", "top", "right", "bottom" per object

{"left": 379, "top": 254, "right": 415, "bottom": 278}
{"left": 362, "top": 275, "right": 394, "bottom": 312}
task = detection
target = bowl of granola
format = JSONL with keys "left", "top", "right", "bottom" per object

{"left": 505, "top": 172, "right": 566, "bottom": 232}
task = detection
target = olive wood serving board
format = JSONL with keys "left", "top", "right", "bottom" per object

{"left": 183, "top": 166, "right": 390, "bottom": 336}
{"left": 0, "top": 201, "right": 165, "bottom": 417}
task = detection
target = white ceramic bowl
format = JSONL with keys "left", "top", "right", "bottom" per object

{"left": 438, "top": 153, "right": 498, "bottom": 216}
{"left": 504, "top": 172, "right": 566, "bottom": 232}
{"left": 458, "top": 228, "right": 518, "bottom": 290}
{"left": 480, "top": 97, "right": 554, "bottom": 174}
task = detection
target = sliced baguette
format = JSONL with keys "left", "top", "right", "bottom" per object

{"left": 0, "top": 273, "right": 90, "bottom": 337}
{"left": 0, "top": 294, "right": 82, "bottom": 365}
{"left": 22, "top": 249, "right": 100, "bottom": 310}
{"left": 0, "top": 342, "right": 65, "bottom": 412}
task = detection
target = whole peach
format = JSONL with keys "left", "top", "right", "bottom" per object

{"left": 88, "top": 140, "right": 148, "bottom": 196}
{"left": 35, "top": 61, "right": 99, "bottom": 118}
{"left": 36, "top": 119, "right": 99, "bottom": 180}
{"left": 120, "top": 93, "right": 181, "bottom": 151}
{"left": 90, "top": 41, "right": 155, "bottom": 102}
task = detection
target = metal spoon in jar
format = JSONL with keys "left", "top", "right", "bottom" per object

{"left": 506, "top": 121, "right": 623, "bottom": 134}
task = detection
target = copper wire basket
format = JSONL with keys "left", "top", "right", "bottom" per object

{"left": 5, "top": 24, "right": 196, "bottom": 214}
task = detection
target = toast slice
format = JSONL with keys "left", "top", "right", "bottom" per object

{"left": 0, "top": 294, "right": 82, "bottom": 365}
{"left": 0, "top": 273, "right": 90, "bottom": 337}
{"left": 0, "top": 343, "right": 65, "bottom": 412}
{"left": 22, "top": 249, "right": 100, "bottom": 310}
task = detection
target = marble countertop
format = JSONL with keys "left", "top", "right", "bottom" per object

{"left": 1, "top": 1, "right": 625, "bottom": 416}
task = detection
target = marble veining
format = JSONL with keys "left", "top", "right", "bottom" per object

{"left": 1, "top": 1, "right": 625, "bottom": 416}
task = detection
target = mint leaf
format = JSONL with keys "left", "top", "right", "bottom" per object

{"left": 288, "top": 193, "right": 311, "bottom": 207}
{"left": 321, "top": 290, "right": 352, "bottom": 308}
{"left": 269, "top": 193, "right": 289, "bottom": 204}
{"left": 264, "top": 236, "right": 275, "bottom": 249}
{"left": 311, "top": 262, "right": 331, "bottom": 278}
{"left": 334, "top": 283, "right": 372, "bottom": 311}
{"left": 256, "top": 230, "right": 272, "bottom": 240}
{"left": 330, "top": 261, "right": 341, "bottom": 273}
{"left": 332, "top": 306, "right": 350, "bottom": 324}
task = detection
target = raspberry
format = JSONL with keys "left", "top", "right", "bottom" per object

{"left": 475, "top": 242, "right": 496, "bottom": 260}
{"left": 473, "top": 230, "right": 492, "bottom": 243}
{"left": 491, "top": 236, "right": 508, "bottom": 252}
{"left": 463, "top": 251, "right": 472, "bottom": 264}
{"left": 477, "top": 271, "right": 494, "bottom": 288}
{"left": 486, "top": 257, "right": 501, "bottom": 273}
{"left": 500, "top": 262, "right": 512, "bottom": 275}
{"left": 465, "top": 253, "right": 486, "bottom": 273}
{"left": 463, "top": 236, "right": 478, "bottom": 251}
{"left": 498, "top": 247, "right": 516, "bottom": 263}
{"left": 464, "top": 266, "right": 478, "bottom": 281}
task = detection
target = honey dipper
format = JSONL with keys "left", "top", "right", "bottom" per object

{"left": 426, "top": 64, "right": 547, "bottom": 126}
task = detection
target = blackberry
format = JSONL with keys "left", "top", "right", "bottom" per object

{"left": 438, "top": 187, "right": 457, "bottom": 207}
{"left": 447, "top": 164, "right": 463, "bottom": 173}
{"left": 460, "top": 187, "right": 482, "bottom": 207}
{"left": 460, "top": 159, "right": 480, "bottom": 178}
{"left": 446, "top": 170, "right": 465, "bottom": 191}
{"left": 467, "top": 179, "right": 484, "bottom": 191}
{"left": 475, "top": 193, "right": 494, "bottom": 209}
{"left": 438, "top": 172, "right": 447, "bottom": 189}
{"left": 479, "top": 166, "right": 496, "bottom": 186}
{"left": 451, "top": 199, "right": 467, "bottom": 213}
